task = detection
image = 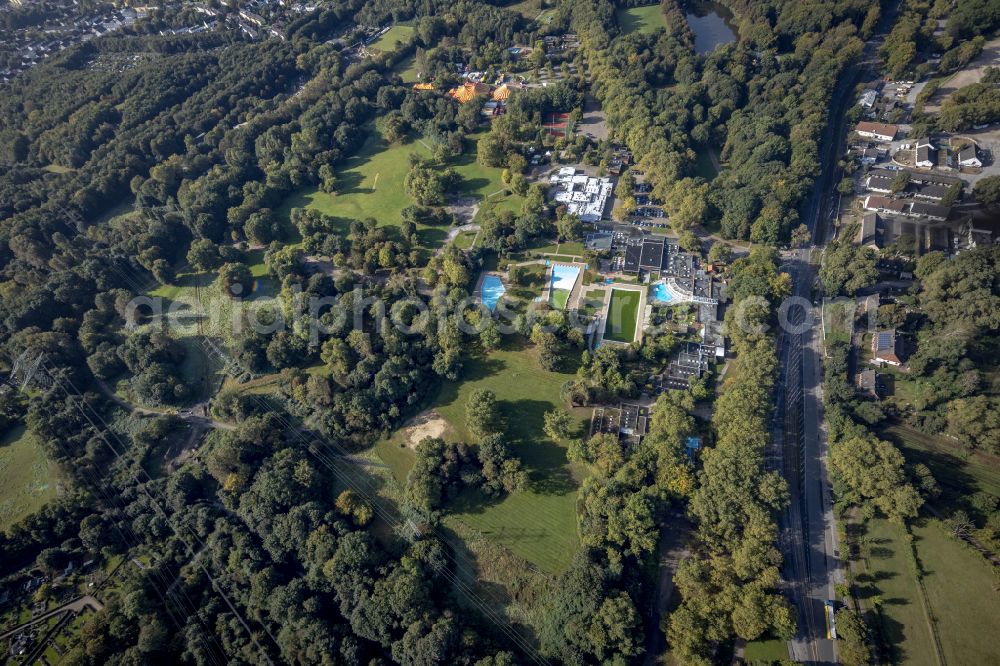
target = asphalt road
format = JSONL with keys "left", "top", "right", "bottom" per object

{"left": 775, "top": 251, "right": 841, "bottom": 665}
{"left": 776, "top": 3, "right": 903, "bottom": 662}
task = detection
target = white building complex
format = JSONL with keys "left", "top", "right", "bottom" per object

{"left": 550, "top": 167, "right": 613, "bottom": 222}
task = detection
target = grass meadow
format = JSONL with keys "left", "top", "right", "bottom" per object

{"left": 859, "top": 516, "right": 1000, "bottom": 665}
{"left": 616, "top": 4, "right": 669, "bottom": 35}
{"left": 0, "top": 424, "right": 56, "bottom": 532}
{"left": 370, "top": 24, "right": 415, "bottom": 53}
{"left": 278, "top": 130, "right": 523, "bottom": 249}
{"left": 373, "top": 340, "right": 589, "bottom": 573}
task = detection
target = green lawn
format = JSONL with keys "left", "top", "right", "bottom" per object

{"left": 550, "top": 288, "right": 570, "bottom": 310}
{"left": 616, "top": 4, "right": 669, "bottom": 35}
{"left": 393, "top": 54, "right": 422, "bottom": 83}
{"left": 370, "top": 24, "right": 415, "bottom": 53}
{"left": 880, "top": 423, "right": 1000, "bottom": 503}
{"left": 276, "top": 131, "right": 441, "bottom": 245}
{"left": 913, "top": 519, "right": 1000, "bottom": 665}
{"left": 743, "top": 638, "right": 789, "bottom": 663}
{"left": 532, "top": 240, "right": 586, "bottom": 256}
{"left": 374, "top": 343, "right": 588, "bottom": 573}
{"left": 861, "top": 519, "right": 938, "bottom": 666}
{"left": 605, "top": 288, "right": 641, "bottom": 343}
{"left": 278, "top": 131, "right": 521, "bottom": 247}
{"left": 693, "top": 149, "right": 719, "bottom": 181}
{"left": 507, "top": 263, "right": 547, "bottom": 302}
{"left": 856, "top": 515, "right": 1000, "bottom": 665}
{"left": 453, "top": 230, "right": 478, "bottom": 250}
{"left": 821, "top": 298, "right": 856, "bottom": 347}
{"left": 0, "top": 424, "right": 56, "bottom": 532}
{"left": 451, "top": 133, "right": 526, "bottom": 221}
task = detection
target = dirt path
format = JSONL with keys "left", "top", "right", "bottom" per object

{"left": 436, "top": 223, "right": 480, "bottom": 257}
{"left": 95, "top": 378, "right": 235, "bottom": 432}
{"left": 644, "top": 514, "right": 692, "bottom": 665}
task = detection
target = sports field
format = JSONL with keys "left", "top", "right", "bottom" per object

{"left": 374, "top": 346, "right": 588, "bottom": 573}
{"left": 0, "top": 424, "right": 56, "bottom": 532}
{"left": 605, "top": 288, "right": 641, "bottom": 343}
{"left": 370, "top": 24, "right": 415, "bottom": 53}
{"left": 616, "top": 4, "right": 669, "bottom": 35}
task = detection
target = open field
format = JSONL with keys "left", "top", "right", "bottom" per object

{"left": 370, "top": 24, "right": 415, "bottom": 53}
{"left": 616, "top": 4, "right": 669, "bottom": 35}
{"left": 914, "top": 519, "right": 1000, "bottom": 665}
{"left": 821, "top": 298, "right": 856, "bottom": 346}
{"left": 373, "top": 343, "right": 588, "bottom": 572}
{"left": 531, "top": 240, "right": 586, "bottom": 256}
{"left": 450, "top": 133, "right": 526, "bottom": 220}
{"left": 859, "top": 516, "right": 1000, "bottom": 665}
{"left": 0, "top": 424, "right": 56, "bottom": 532}
{"left": 277, "top": 131, "right": 438, "bottom": 243}
{"left": 880, "top": 423, "right": 1000, "bottom": 502}
{"left": 507, "top": 263, "right": 547, "bottom": 302}
{"left": 743, "top": 638, "right": 789, "bottom": 663}
{"left": 923, "top": 37, "right": 1000, "bottom": 113}
{"left": 393, "top": 54, "right": 422, "bottom": 83}
{"left": 693, "top": 149, "right": 719, "bottom": 181}
{"left": 453, "top": 229, "right": 478, "bottom": 249}
{"left": 861, "top": 519, "right": 938, "bottom": 666}
{"left": 605, "top": 288, "right": 641, "bottom": 343}
{"left": 278, "top": 131, "right": 522, "bottom": 247}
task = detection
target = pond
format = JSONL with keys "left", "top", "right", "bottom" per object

{"left": 685, "top": 1, "right": 737, "bottom": 55}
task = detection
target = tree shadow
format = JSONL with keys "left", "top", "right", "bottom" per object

{"left": 417, "top": 227, "right": 448, "bottom": 248}
{"left": 333, "top": 170, "right": 368, "bottom": 195}
{"left": 459, "top": 177, "right": 492, "bottom": 194}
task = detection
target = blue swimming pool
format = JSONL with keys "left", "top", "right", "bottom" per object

{"left": 652, "top": 282, "right": 673, "bottom": 303}
{"left": 550, "top": 264, "right": 581, "bottom": 291}
{"left": 481, "top": 275, "right": 506, "bottom": 311}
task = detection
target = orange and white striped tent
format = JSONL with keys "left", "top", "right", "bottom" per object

{"left": 492, "top": 84, "right": 512, "bottom": 101}
{"left": 448, "top": 81, "right": 491, "bottom": 103}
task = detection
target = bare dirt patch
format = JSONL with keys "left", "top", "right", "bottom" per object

{"left": 446, "top": 196, "right": 480, "bottom": 226}
{"left": 924, "top": 38, "right": 1000, "bottom": 113}
{"left": 402, "top": 411, "right": 450, "bottom": 449}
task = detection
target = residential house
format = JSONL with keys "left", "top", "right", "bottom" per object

{"left": 957, "top": 144, "right": 982, "bottom": 168}
{"left": 871, "top": 329, "right": 903, "bottom": 366}
{"left": 855, "top": 121, "right": 898, "bottom": 142}
{"left": 913, "top": 183, "right": 952, "bottom": 201}
{"left": 862, "top": 196, "right": 949, "bottom": 221}
{"left": 915, "top": 139, "right": 936, "bottom": 168}
{"left": 856, "top": 369, "right": 882, "bottom": 399}
{"left": 857, "top": 212, "right": 880, "bottom": 248}
{"left": 864, "top": 175, "right": 894, "bottom": 194}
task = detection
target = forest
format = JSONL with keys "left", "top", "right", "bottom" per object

{"left": 2, "top": 0, "right": 980, "bottom": 663}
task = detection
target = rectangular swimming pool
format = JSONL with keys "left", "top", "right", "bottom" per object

{"left": 481, "top": 275, "right": 506, "bottom": 311}
{"left": 549, "top": 264, "right": 581, "bottom": 310}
